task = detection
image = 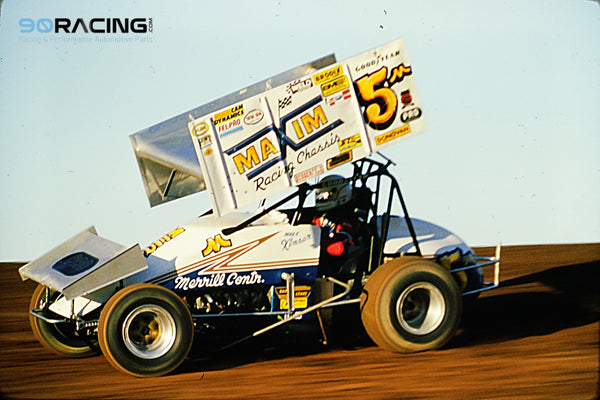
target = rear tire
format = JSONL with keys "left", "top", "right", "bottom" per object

{"left": 98, "top": 284, "right": 194, "bottom": 377}
{"left": 29, "top": 284, "right": 98, "bottom": 358}
{"left": 360, "top": 257, "right": 462, "bottom": 352}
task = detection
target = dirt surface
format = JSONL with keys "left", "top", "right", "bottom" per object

{"left": 1, "top": 244, "right": 599, "bottom": 399}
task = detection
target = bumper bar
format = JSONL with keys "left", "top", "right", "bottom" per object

{"left": 457, "top": 243, "right": 501, "bottom": 296}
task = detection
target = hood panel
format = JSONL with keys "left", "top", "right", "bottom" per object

{"left": 383, "top": 217, "right": 472, "bottom": 257}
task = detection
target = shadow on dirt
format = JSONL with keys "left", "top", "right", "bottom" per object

{"left": 178, "top": 260, "right": 599, "bottom": 374}
{"left": 179, "top": 305, "right": 370, "bottom": 374}
{"left": 456, "top": 260, "right": 600, "bottom": 347}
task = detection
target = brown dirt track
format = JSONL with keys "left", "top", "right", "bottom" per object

{"left": 1, "top": 244, "right": 599, "bottom": 400}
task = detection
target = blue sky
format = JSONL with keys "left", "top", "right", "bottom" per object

{"left": 1, "top": 0, "right": 599, "bottom": 261}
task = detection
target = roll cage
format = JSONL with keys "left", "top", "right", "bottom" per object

{"left": 222, "top": 156, "right": 423, "bottom": 274}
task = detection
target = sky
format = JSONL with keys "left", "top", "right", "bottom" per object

{"left": 1, "top": 0, "right": 599, "bottom": 261}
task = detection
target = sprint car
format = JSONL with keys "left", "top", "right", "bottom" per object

{"left": 19, "top": 39, "right": 500, "bottom": 377}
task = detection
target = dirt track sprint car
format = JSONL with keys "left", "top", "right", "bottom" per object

{"left": 19, "top": 39, "right": 501, "bottom": 377}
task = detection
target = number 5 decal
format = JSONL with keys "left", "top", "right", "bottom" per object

{"left": 355, "top": 64, "right": 413, "bottom": 131}
{"left": 355, "top": 67, "right": 397, "bottom": 130}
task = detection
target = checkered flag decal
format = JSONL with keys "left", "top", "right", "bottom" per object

{"left": 278, "top": 96, "right": 292, "bottom": 109}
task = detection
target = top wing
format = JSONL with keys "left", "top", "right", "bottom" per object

{"left": 130, "top": 54, "right": 337, "bottom": 207}
{"left": 187, "top": 39, "right": 426, "bottom": 216}
{"left": 131, "top": 39, "right": 425, "bottom": 215}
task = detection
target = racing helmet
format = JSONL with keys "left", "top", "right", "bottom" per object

{"left": 315, "top": 175, "right": 352, "bottom": 211}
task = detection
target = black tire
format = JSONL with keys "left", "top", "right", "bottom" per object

{"left": 29, "top": 284, "right": 98, "bottom": 358}
{"left": 98, "top": 283, "right": 194, "bottom": 377}
{"left": 360, "top": 257, "right": 462, "bottom": 352}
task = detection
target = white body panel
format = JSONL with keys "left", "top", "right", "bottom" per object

{"left": 381, "top": 216, "right": 472, "bottom": 257}
{"left": 129, "top": 211, "right": 321, "bottom": 292}
{"left": 36, "top": 213, "right": 472, "bottom": 319}
{"left": 41, "top": 211, "right": 321, "bottom": 318}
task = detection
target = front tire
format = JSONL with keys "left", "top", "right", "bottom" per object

{"left": 29, "top": 284, "right": 98, "bottom": 358}
{"left": 360, "top": 257, "right": 462, "bottom": 352}
{"left": 98, "top": 284, "right": 194, "bottom": 377}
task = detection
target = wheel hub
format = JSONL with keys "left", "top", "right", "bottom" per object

{"left": 122, "top": 305, "right": 176, "bottom": 359}
{"left": 396, "top": 282, "right": 446, "bottom": 335}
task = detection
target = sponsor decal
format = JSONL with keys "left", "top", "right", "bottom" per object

{"left": 225, "top": 96, "right": 344, "bottom": 182}
{"left": 147, "top": 232, "right": 319, "bottom": 288}
{"left": 144, "top": 227, "right": 185, "bottom": 257}
{"left": 244, "top": 109, "right": 264, "bottom": 125}
{"left": 338, "top": 134, "right": 362, "bottom": 153}
{"left": 276, "top": 286, "right": 312, "bottom": 309}
{"left": 353, "top": 49, "right": 401, "bottom": 73}
{"left": 374, "top": 124, "right": 411, "bottom": 146}
{"left": 293, "top": 164, "right": 324, "bottom": 184}
{"left": 291, "top": 104, "right": 327, "bottom": 140}
{"left": 192, "top": 121, "right": 209, "bottom": 137}
{"left": 202, "top": 234, "right": 232, "bottom": 257}
{"left": 327, "top": 151, "right": 352, "bottom": 169}
{"left": 213, "top": 103, "right": 244, "bottom": 126}
{"left": 232, "top": 137, "right": 280, "bottom": 175}
{"left": 400, "top": 107, "right": 422, "bottom": 123}
{"left": 312, "top": 65, "right": 343, "bottom": 85}
{"left": 254, "top": 163, "right": 294, "bottom": 191}
{"left": 281, "top": 231, "right": 312, "bottom": 251}
{"left": 285, "top": 78, "right": 313, "bottom": 95}
{"left": 355, "top": 63, "right": 413, "bottom": 130}
{"left": 278, "top": 96, "right": 292, "bottom": 109}
{"left": 197, "top": 134, "right": 212, "bottom": 149}
{"left": 175, "top": 273, "right": 225, "bottom": 289}
{"left": 327, "top": 89, "right": 351, "bottom": 106}
{"left": 217, "top": 117, "right": 243, "bottom": 137}
{"left": 320, "top": 75, "right": 349, "bottom": 98}
{"left": 174, "top": 270, "right": 266, "bottom": 290}
{"left": 401, "top": 89, "right": 413, "bottom": 108}
{"left": 296, "top": 132, "right": 339, "bottom": 165}
{"left": 193, "top": 123, "right": 212, "bottom": 152}
{"left": 226, "top": 271, "right": 265, "bottom": 286}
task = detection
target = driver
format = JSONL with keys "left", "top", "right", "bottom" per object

{"left": 312, "top": 175, "right": 360, "bottom": 257}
